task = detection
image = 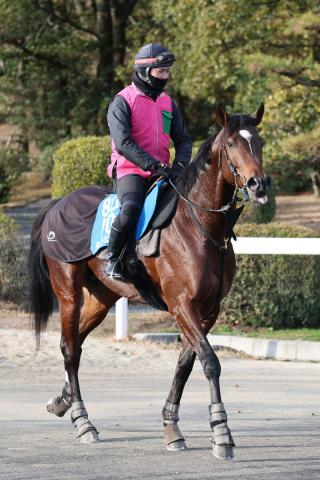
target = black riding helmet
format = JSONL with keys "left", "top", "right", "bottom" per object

{"left": 134, "top": 43, "right": 176, "bottom": 86}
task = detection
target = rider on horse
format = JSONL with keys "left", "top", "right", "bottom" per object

{"left": 106, "top": 43, "right": 192, "bottom": 281}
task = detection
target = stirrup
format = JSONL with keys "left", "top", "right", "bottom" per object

{"left": 106, "top": 259, "right": 126, "bottom": 282}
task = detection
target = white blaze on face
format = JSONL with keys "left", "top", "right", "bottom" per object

{"left": 239, "top": 129, "right": 253, "bottom": 155}
{"left": 65, "top": 371, "right": 70, "bottom": 383}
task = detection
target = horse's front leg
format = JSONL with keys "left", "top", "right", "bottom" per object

{"left": 162, "top": 313, "right": 219, "bottom": 452}
{"left": 170, "top": 297, "right": 234, "bottom": 460}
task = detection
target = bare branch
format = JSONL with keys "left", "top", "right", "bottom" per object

{"left": 33, "top": 0, "right": 100, "bottom": 39}
{"left": 0, "top": 35, "right": 67, "bottom": 69}
{"left": 272, "top": 68, "right": 320, "bottom": 88}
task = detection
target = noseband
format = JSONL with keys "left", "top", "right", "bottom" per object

{"left": 219, "top": 144, "right": 250, "bottom": 198}
{"left": 170, "top": 139, "right": 249, "bottom": 217}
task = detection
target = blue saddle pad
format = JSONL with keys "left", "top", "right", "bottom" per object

{"left": 90, "top": 179, "right": 165, "bottom": 255}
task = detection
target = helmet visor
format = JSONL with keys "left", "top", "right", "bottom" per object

{"left": 135, "top": 51, "right": 176, "bottom": 68}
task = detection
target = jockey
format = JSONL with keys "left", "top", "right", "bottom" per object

{"left": 106, "top": 42, "right": 192, "bottom": 281}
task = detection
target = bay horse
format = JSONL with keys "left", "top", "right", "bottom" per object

{"left": 28, "top": 104, "right": 269, "bottom": 460}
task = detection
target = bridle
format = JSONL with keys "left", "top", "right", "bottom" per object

{"left": 168, "top": 136, "right": 251, "bottom": 316}
{"left": 169, "top": 139, "right": 250, "bottom": 219}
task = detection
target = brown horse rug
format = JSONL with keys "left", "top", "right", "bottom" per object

{"left": 41, "top": 183, "right": 178, "bottom": 263}
{"left": 42, "top": 186, "right": 110, "bottom": 262}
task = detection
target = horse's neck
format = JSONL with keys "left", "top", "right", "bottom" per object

{"left": 183, "top": 155, "right": 234, "bottom": 241}
{"left": 191, "top": 155, "right": 233, "bottom": 212}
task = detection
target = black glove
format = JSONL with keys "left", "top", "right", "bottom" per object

{"left": 170, "top": 161, "right": 186, "bottom": 181}
{"left": 152, "top": 162, "right": 172, "bottom": 179}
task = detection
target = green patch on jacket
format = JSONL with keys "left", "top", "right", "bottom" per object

{"left": 161, "top": 110, "right": 172, "bottom": 134}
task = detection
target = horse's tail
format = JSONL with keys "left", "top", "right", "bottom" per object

{"left": 27, "top": 199, "right": 60, "bottom": 347}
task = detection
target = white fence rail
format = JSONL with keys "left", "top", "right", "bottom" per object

{"left": 232, "top": 237, "right": 320, "bottom": 255}
{"left": 115, "top": 236, "right": 320, "bottom": 339}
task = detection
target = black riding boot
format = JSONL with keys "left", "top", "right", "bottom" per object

{"left": 106, "top": 226, "right": 128, "bottom": 282}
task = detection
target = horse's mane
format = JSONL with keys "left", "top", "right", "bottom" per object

{"left": 176, "top": 113, "right": 258, "bottom": 195}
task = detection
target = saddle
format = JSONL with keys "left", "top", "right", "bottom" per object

{"left": 42, "top": 181, "right": 178, "bottom": 264}
{"left": 91, "top": 178, "right": 178, "bottom": 258}
{"left": 137, "top": 178, "right": 178, "bottom": 256}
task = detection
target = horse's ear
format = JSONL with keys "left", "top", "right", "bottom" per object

{"left": 214, "top": 103, "right": 229, "bottom": 127}
{"left": 251, "top": 102, "right": 264, "bottom": 125}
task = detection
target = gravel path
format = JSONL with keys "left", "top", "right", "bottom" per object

{"left": 1, "top": 328, "right": 320, "bottom": 480}
{"left": 276, "top": 194, "right": 320, "bottom": 232}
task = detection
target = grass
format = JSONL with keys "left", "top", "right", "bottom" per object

{"left": 158, "top": 324, "right": 320, "bottom": 341}
{"left": 1, "top": 306, "right": 320, "bottom": 341}
{"left": 212, "top": 325, "right": 320, "bottom": 342}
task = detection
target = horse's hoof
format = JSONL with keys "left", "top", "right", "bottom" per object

{"left": 167, "top": 439, "right": 187, "bottom": 451}
{"left": 79, "top": 430, "right": 100, "bottom": 444}
{"left": 47, "top": 396, "right": 71, "bottom": 417}
{"left": 212, "top": 444, "right": 234, "bottom": 460}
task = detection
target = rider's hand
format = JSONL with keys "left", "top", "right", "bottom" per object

{"left": 152, "top": 162, "right": 172, "bottom": 180}
{"left": 170, "top": 161, "right": 186, "bottom": 181}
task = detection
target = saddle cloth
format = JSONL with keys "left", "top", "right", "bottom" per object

{"left": 91, "top": 179, "right": 165, "bottom": 255}
{"left": 42, "top": 181, "right": 178, "bottom": 263}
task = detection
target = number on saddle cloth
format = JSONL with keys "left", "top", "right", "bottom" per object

{"left": 90, "top": 179, "right": 165, "bottom": 256}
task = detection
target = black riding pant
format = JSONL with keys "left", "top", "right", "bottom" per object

{"left": 112, "top": 174, "right": 148, "bottom": 235}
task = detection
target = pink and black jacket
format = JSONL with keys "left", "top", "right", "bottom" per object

{"left": 107, "top": 82, "right": 192, "bottom": 179}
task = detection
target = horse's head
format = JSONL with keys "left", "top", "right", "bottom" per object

{"left": 214, "top": 103, "right": 269, "bottom": 204}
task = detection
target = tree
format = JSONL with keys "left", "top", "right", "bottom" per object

{"left": 236, "top": 1, "right": 320, "bottom": 193}
{"left": 148, "top": 0, "right": 319, "bottom": 191}
{"left": 0, "top": 0, "right": 319, "bottom": 197}
{"left": 0, "top": 0, "right": 138, "bottom": 149}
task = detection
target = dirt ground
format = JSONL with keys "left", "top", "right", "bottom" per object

{"left": 276, "top": 194, "right": 320, "bottom": 232}
{"left": 0, "top": 308, "right": 177, "bottom": 337}
{"left": 1, "top": 326, "right": 320, "bottom": 480}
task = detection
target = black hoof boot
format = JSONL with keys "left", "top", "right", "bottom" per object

{"left": 106, "top": 259, "right": 126, "bottom": 282}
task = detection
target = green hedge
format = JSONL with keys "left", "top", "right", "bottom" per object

{"left": 52, "top": 136, "right": 112, "bottom": 197}
{"left": 0, "top": 212, "right": 27, "bottom": 305}
{"left": 221, "top": 223, "right": 320, "bottom": 329}
{"left": 238, "top": 186, "right": 276, "bottom": 224}
{"left": 0, "top": 211, "right": 17, "bottom": 238}
{"left": 0, "top": 146, "right": 30, "bottom": 203}
{"left": 52, "top": 136, "right": 193, "bottom": 197}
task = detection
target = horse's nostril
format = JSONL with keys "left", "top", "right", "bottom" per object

{"left": 247, "top": 176, "right": 260, "bottom": 191}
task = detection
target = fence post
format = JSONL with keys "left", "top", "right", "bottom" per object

{"left": 115, "top": 297, "right": 128, "bottom": 340}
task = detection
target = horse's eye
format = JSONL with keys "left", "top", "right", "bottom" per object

{"left": 227, "top": 141, "right": 235, "bottom": 148}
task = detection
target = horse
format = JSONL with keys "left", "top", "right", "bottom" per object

{"left": 27, "top": 103, "right": 269, "bottom": 460}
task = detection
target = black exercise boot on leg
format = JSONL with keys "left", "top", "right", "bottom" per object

{"left": 106, "top": 226, "right": 127, "bottom": 281}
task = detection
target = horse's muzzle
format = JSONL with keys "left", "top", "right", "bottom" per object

{"left": 247, "top": 176, "right": 270, "bottom": 204}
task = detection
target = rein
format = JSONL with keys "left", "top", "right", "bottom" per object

{"left": 169, "top": 177, "right": 236, "bottom": 214}
{"left": 169, "top": 140, "right": 247, "bottom": 312}
{"left": 169, "top": 142, "right": 248, "bottom": 250}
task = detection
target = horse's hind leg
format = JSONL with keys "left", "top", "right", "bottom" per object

{"left": 46, "top": 258, "right": 100, "bottom": 443}
{"left": 162, "top": 340, "right": 195, "bottom": 451}
{"left": 47, "top": 275, "right": 119, "bottom": 422}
